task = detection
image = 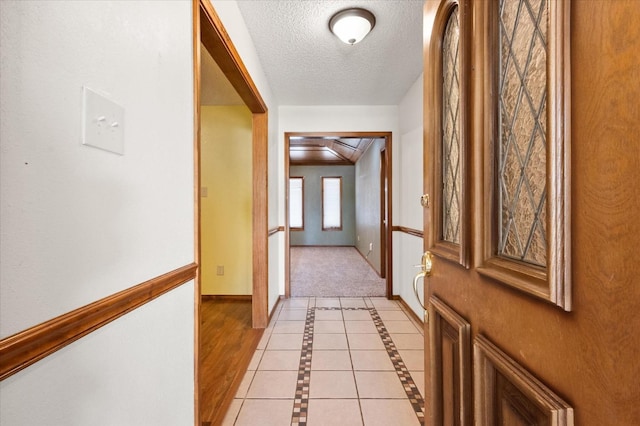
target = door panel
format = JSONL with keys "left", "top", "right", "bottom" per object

{"left": 422, "top": 0, "right": 640, "bottom": 424}
{"left": 429, "top": 296, "right": 471, "bottom": 425}
{"left": 474, "top": 335, "right": 573, "bottom": 426}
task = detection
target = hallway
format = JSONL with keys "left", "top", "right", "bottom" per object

{"left": 221, "top": 297, "right": 425, "bottom": 425}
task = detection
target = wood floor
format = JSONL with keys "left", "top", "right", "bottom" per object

{"left": 200, "top": 297, "right": 263, "bottom": 426}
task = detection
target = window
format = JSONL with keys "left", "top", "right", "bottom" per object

{"left": 289, "top": 177, "right": 304, "bottom": 230}
{"left": 442, "top": 6, "right": 461, "bottom": 246}
{"left": 497, "top": 0, "right": 549, "bottom": 267}
{"left": 322, "top": 177, "right": 342, "bottom": 230}
{"left": 478, "top": 0, "right": 571, "bottom": 310}
{"left": 427, "top": 0, "right": 470, "bottom": 268}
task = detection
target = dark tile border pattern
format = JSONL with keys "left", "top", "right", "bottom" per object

{"left": 291, "top": 307, "right": 315, "bottom": 424}
{"left": 369, "top": 307, "right": 425, "bottom": 424}
{"left": 290, "top": 307, "right": 425, "bottom": 425}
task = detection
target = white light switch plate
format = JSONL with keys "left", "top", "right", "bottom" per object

{"left": 82, "top": 87, "right": 124, "bottom": 155}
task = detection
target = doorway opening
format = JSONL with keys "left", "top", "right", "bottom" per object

{"left": 284, "top": 132, "right": 393, "bottom": 299}
{"left": 194, "top": 1, "right": 269, "bottom": 423}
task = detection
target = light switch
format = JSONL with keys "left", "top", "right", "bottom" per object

{"left": 82, "top": 87, "right": 124, "bottom": 155}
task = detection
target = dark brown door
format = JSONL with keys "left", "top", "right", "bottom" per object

{"left": 421, "top": 0, "right": 640, "bottom": 425}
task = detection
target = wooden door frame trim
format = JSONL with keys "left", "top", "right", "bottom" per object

{"left": 380, "top": 147, "right": 387, "bottom": 279}
{"left": 195, "top": 0, "right": 269, "bottom": 422}
{"left": 284, "top": 131, "right": 393, "bottom": 299}
{"left": 196, "top": 0, "right": 268, "bottom": 321}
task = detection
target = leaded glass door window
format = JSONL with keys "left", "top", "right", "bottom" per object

{"left": 442, "top": 7, "right": 461, "bottom": 245}
{"left": 498, "top": 0, "right": 548, "bottom": 267}
{"left": 478, "top": 0, "right": 571, "bottom": 311}
{"left": 428, "top": 0, "right": 470, "bottom": 268}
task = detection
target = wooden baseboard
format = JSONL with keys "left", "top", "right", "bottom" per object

{"left": 394, "top": 295, "right": 425, "bottom": 328}
{"left": 201, "top": 294, "right": 252, "bottom": 301}
{"left": 354, "top": 246, "right": 384, "bottom": 278}
{"left": 268, "top": 296, "right": 284, "bottom": 325}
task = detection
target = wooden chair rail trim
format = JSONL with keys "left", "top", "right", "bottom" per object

{"left": 268, "top": 226, "right": 285, "bottom": 236}
{"left": 393, "top": 226, "right": 424, "bottom": 238}
{"left": 0, "top": 262, "right": 198, "bottom": 381}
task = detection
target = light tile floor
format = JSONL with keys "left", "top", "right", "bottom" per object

{"left": 222, "top": 297, "right": 425, "bottom": 425}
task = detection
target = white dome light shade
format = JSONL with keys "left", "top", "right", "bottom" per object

{"left": 329, "top": 8, "right": 376, "bottom": 45}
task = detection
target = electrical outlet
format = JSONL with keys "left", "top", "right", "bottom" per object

{"left": 216, "top": 265, "right": 224, "bottom": 276}
{"left": 369, "top": 243, "right": 373, "bottom": 251}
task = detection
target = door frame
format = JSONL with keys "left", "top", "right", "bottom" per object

{"left": 284, "top": 132, "right": 393, "bottom": 299}
{"left": 193, "top": 0, "right": 269, "bottom": 422}
{"left": 380, "top": 147, "right": 388, "bottom": 279}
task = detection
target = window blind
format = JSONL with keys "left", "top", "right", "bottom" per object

{"left": 322, "top": 177, "right": 342, "bottom": 229}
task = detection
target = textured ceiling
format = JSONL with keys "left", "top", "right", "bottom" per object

{"left": 236, "top": 0, "right": 424, "bottom": 105}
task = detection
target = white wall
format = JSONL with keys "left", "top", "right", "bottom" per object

{"left": 212, "top": 0, "right": 282, "bottom": 314}
{"left": 394, "top": 74, "right": 425, "bottom": 318}
{"left": 354, "top": 139, "right": 385, "bottom": 273}
{"left": 0, "top": 1, "right": 195, "bottom": 424}
{"left": 269, "top": 234, "right": 284, "bottom": 311}
{"left": 1, "top": 283, "right": 195, "bottom": 426}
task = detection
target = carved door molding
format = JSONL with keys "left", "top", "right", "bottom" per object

{"left": 429, "top": 296, "right": 472, "bottom": 425}
{"left": 474, "top": 335, "right": 574, "bottom": 425}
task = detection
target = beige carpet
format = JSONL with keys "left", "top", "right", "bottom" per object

{"left": 290, "top": 246, "right": 386, "bottom": 297}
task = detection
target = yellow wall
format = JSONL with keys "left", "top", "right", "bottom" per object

{"left": 200, "top": 106, "right": 252, "bottom": 295}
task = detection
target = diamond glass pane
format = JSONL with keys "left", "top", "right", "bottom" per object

{"left": 498, "top": 0, "right": 548, "bottom": 266}
{"left": 442, "top": 6, "right": 461, "bottom": 244}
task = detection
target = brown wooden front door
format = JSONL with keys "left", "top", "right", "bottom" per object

{"left": 420, "top": 0, "right": 640, "bottom": 425}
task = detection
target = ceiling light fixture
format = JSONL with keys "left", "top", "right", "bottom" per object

{"left": 329, "top": 8, "right": 376, "bottom": 45}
